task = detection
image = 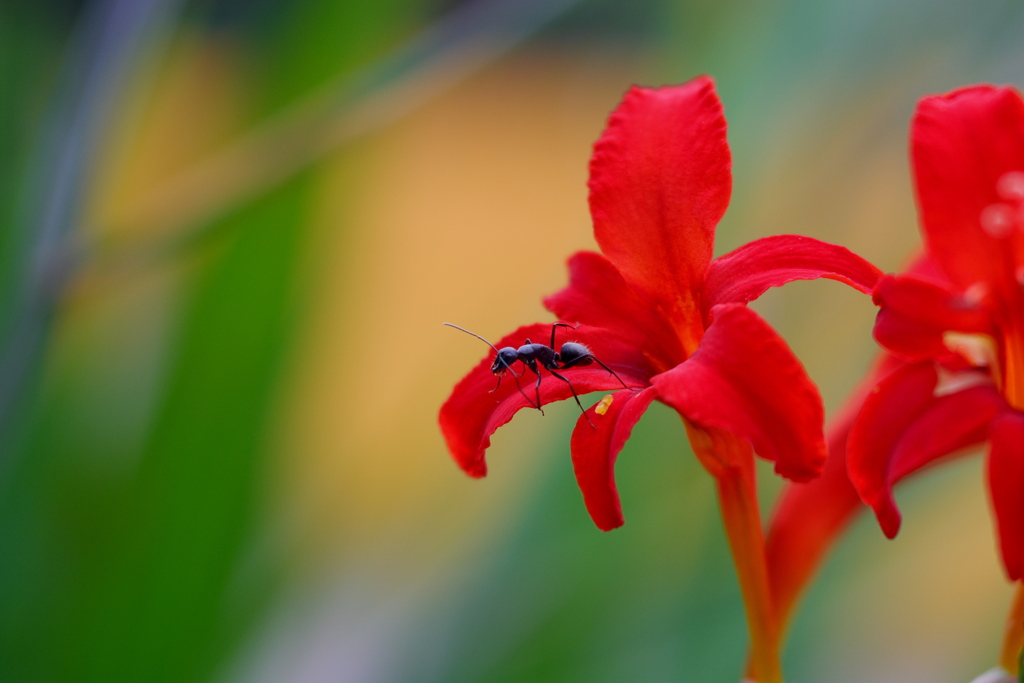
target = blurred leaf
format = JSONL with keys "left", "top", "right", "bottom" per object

{"left": 258, "top": 0, "right": 423, "bottom": 111}
{"left": 112, "top": 174, "right": 308, "bottom": 682}
{"left": 0, "top": 0, "right": 420, "bottom": 680}
{"left": 0, "top": 3, "right": 71, "bottom": 335}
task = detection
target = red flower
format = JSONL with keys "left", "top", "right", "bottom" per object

{"left": 441, "top": 76, "right": 881, "bottom": 683}
{"left": 846, "top": 85, "right": 1024, "bottom": 583}
{"left": 439, "top": 77, "right": 880, "bottom": 530}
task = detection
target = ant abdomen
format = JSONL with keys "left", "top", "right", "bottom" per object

{"left": 558, "top": 342, "right": 594, "bottom": 367}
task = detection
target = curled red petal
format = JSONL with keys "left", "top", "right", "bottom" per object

{"left": 543, "top": 251, "right": 686, "bottom": 372}
{"left": 703, "top": 234, "right": 882, "bottom": 312}
{"left": 873, "top": 273, "right": 997, "bottom": 362}
{"left": 652, "top": 304, "right": 826, "bottom": 482}
{"left": 439, "top": 323, "right": 651, "bottom": 477}
{"left": 912, "top": 84, "right": 1024, "bottom": 295}
{"left": 847, "top": 363, "right": 935, "bottom": 536}
{"left": 588, "top": 77, "right": 731, "bottom": 352}
{"left": 569, "top": 387, "right": 657, "bottom": 531}
{"left": 763, "top": 355, "right": 904, "bottom": 633}
{"left": 847, "top": 362, "right": 1000, "bottom": 537}
{"left": 988, "top": 411, "right": 1024, "bottom": 580}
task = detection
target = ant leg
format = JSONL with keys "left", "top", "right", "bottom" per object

{"left": 499, "top": 358, "right": 524, "bottom": 378}
{"left": 494, "top": 359, "right": 539, "bottom": 409}
{"left": 511, "top": 359, "right": 544, "bottom": 415}
{"left": 547, "top": 369, "right": 595, "bottom": 429}
{"left": 509, "top": 371, "right": 540, "bottom": 410}
{"left": 549, "top": 321, "right": 579, "bottom": 349}
{"left": 591, "top": 357, "right": 639, "bottom": 392}
{"left": 531, "top": 365, "right": 545, "bottom": 416}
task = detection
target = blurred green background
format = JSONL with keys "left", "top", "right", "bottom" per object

{"left": 0, "top": 0, "right": 1021, "bottom": 681}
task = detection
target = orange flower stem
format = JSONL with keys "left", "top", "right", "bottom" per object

{"left": 1000, "top": 311, "right": 1024, "bottom": 675}
{"left": 716, "top": 459, "right": 783, "bottom": 683}
{"left": 998, "top": 582, "right": 1024, "bottom": 673}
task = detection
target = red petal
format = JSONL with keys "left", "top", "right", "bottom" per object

{"left": 764, "top": 356, "right": 898, "bottom": 631}
{"left": 652, "top": 304, "right": 826, "bottom": 482}
{"left": 889, "top": 381, "right": 999, "bottom": 480}
{"left": 765, "top": 406, "right": 861, "bottom": 630}
{"left": 987, "top": 411, "right": 1024, "bottom": 580}
{"left": 847, "top": 362, "right": 1000, "bottom": 537}
{"left": 703, "top": 234, "right": 882, "bottom": 312}
{"left": 588, "top": 77, "right": 731, "bottom": 352}
{"left": 873, "top": 274, "right": 996, "bottom": 362}
{"left": 569, "top": 387, "right": 657, "bottom": 531}
{"left": 904, "top": 251, "right": 947, "bottom": 280}
{"left": 439, "top": 323, "right": 651, "bottom": 477}
{"left": 543, "top": 251, "right": 687, "bottom": 372}
{"left": 912, "top": 85, "right": 1024, "bottom": 295}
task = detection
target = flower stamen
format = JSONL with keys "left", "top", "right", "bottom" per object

{"left": 942, "top": 331, "right": 999, "bottom": 370}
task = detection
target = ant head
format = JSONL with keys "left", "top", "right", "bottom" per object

{"left": 558, "top": 342, "right": 594, "bottom": 367}
{"left": 491, "top": 347, "right": 520, "bottom": 374}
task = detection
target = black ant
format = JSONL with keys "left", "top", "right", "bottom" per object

{"left": 444, "top": 321, "right": 636, "bottom": 427}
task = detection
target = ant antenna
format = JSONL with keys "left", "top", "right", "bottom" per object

{"left": 444, "top": 322, "right": 537, "bottom": 409}
{"left": 443, "top": 322, "right": 522, "bottom": 377}
{"left": 444, "top": 323, "right": 499, "bottom": 354}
